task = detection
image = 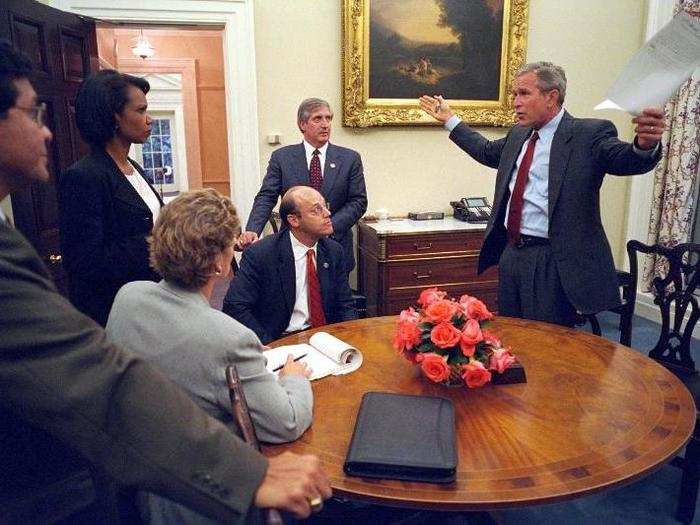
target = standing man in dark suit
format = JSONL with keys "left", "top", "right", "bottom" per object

{"left": 420, "top": 61, "right": 665, "bottom": 326}
{"left": 0, "top": 41, "right": 330, "bottom": 522}
{"left": 239, "top": 98, "right": 367, "bottom": 274}
{"left": 224, "top": 186, "right": 357, "bottom": 344}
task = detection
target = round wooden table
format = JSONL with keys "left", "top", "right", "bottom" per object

{"left": 263, "top": 316, "right": 695, "bottom": 510}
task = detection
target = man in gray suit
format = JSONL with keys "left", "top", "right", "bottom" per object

{"left": 0, "top": 41, "right": 330, "bottom": 522}
{"left": 239, "top": 98, "right": 367, "bottom": 274}
{"left": 420, "top": 61, "right": 665, "bottom": 326}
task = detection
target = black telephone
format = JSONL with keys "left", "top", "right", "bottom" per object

{"left": 450, "top": 197, "right": 492, "bottom": 223}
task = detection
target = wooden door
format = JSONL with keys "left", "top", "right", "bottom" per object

{"left": 0, "top": 0, "right": 98, "bottom": 294}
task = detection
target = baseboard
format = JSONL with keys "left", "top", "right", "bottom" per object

{"left": 633, "top": 291, "right": 662, "bottom": 323}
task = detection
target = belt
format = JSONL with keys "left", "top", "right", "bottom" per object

{"left": 514, "top": 234, "right": 549, "bottom": 249}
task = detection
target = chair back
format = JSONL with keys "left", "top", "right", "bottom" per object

{"left": 627, "top": 240, "right": 700, "bottom": 376}
{"left": 225, "top": 365, "right": 283, "bottom": 525}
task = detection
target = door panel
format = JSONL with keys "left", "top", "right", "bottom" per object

{"left": 1, "top": 0, "right": 98, "bottom": 295}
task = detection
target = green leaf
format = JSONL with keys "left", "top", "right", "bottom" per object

{"left": 415, "top": 342, "right": 434, "bottom": 353}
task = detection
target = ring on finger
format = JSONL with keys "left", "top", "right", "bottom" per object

{"left": 308, "top": 496, "right": 324, "bottom": 513}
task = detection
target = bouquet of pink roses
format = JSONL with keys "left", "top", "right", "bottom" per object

{"left": 393, "top": 287, "right": 517, "bottom": 388}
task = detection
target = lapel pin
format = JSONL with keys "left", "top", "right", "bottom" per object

{"left": 330, "top": 163, "right": 336, "bottom": 169}
{"left": 323, "top": 262, "right": 329, "bottom": 269}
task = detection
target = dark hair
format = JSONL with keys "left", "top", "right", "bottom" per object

{"left": 0, "top": 40, "right": 33, "bottom": 119}
{"left": 74, "top": 70, "right": 150, "bottom": 148}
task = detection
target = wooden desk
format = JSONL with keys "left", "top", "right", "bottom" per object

{"left": 263, "top": 316, "right": 695, "bottom": 510}
{"left": 358, "top": 218, "right": 497, "bottom": 317}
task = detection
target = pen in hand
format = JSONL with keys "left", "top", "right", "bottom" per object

{"left": 272, "top": 354, "right": 308, "bottom": 372}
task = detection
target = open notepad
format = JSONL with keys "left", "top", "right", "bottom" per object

{"left": 263, "top": 332, "right": 363, "bottom": 381}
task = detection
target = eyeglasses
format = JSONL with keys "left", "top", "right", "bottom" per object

{"left": 17, "top": 102, "right": 47, "bottom": 127}
{"left": 307, "top": 201, "right": 330, "bottom": 217}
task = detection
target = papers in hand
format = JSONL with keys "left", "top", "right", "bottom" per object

{"left": 264, "top": 332, "right": 363, "bottom": 381}
{"left": 595, "top": 11, "right": 700, "bottom": 115}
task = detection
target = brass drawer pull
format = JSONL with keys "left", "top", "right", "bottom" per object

{"left": 413, "top": 270, "right": 432, "bottom": 280}
{"left": 413, "top": 241, "right": 433, "bottom": 251}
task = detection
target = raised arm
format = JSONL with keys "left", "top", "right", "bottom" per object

{"left": 420, "top": 95, "right": 506, "bottom": 169}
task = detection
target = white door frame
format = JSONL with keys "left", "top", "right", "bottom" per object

{"left": 52, "top": 0, "right": 261, "bottom": 222}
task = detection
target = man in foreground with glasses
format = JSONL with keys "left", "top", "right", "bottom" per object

{"left": 0, "top": 41, "right": 331, "bottom": 522}
{"left": 224, "top": 185, "right": 357, "bottom": 344}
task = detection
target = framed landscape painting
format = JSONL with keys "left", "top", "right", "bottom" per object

{"left": 342, "top": 0, "right": 529, "bottom": 127}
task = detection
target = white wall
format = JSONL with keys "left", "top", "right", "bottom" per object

{"left": 253, "top": 0, "right": 649, "bottom": 266}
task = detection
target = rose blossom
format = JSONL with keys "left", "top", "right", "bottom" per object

{"left": 461, "top": 319, "right": 483, "bottom": 344}
{"left": 430, "top": 321, "right": 461, "bottom": 349}
{"left": 460, "top": 342, "right": 476, "bottom": 357}
{"left": 420, "top": 353, "right": 451, "bottom": 383}
{"left": 489, "top": 348, "right": 516, "bottom": 373}
{"left": 417, "top": 287, "right": 447, "bottom": 308}
{"left": 461, "top": 360, "right": 492, "bottom": 388}
{"left": 482, "top": 329, "right": 502, "bottom": 348}
{"left": 393, "top": 320, "right": 421, "bottom": 351}
{"left": 424, "top": 299, "right": 457, "bottom": 324}
{"left": 460, "top": 296, "right": 493, "bottom": 321}
{"left": 399, "top": 306, "right": 421, "bottom": 324}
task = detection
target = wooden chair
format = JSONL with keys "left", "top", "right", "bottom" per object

{"left": 626, "top": 240, "right": 700, "bottom": 523}
{"left": 225, "top": 365, "right": 283, "bottom": 525}
{"left": 577, "top": 269, "right": 634, "bottom": 346}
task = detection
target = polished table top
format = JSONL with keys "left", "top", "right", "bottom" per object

{"left": 263, "top": 316, "right": 695, "bottom": 510}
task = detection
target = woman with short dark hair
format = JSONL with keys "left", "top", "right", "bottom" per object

{"left": 57, "top": 69, "right": 163, "bottom": 326}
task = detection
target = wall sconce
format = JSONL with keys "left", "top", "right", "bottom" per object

{"left": 131, "top": 29, "right": 155, "bottom": 59}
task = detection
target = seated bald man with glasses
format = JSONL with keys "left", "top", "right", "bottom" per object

{"left": 223, "top": 186, "right": 357, "bottom": 345}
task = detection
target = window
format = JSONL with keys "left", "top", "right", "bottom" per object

{"left": 142, "top": 117, "right": 174, "bottom": 187}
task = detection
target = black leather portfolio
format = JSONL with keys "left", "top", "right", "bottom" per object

{"left": 343, "top": 392, "right": 457, "bottom": 483}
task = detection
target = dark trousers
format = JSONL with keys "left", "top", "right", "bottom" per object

{"left": 498, "top": 243, "right": 577, "bottom": 327}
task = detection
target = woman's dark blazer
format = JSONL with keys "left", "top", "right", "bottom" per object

{"left": 57, "top": 150, "right": 163, "bottom": 326}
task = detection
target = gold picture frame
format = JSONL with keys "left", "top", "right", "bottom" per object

{"left": 342, "top": 0, "right": 529, "bottom": 127}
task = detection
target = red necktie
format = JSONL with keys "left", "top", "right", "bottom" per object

{"left": 306, "top": 249, "right": 326, "bottom": 327}
{"left": 507, "top": 131, "right": 539, "bottom": 245}
{"left": 309, "top": 149, "right": 323, "bottom": 191}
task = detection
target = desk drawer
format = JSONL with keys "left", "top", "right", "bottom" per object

{"left": 385, "top": 231, "right": 485, "bottom": 258}
{"left": 386, "top": 256, "right": 497, "bottom": 288}
{"left": 385, "top": 282, "right": 499, "bottom": 314}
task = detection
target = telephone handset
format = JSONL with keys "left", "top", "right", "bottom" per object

{"left": 450, "top": 196, "right": 492, "bottom": 223}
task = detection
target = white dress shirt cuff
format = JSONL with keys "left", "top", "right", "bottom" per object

{"left": 445, "top": 115, "right": 462, "bottom": 132}
{"left": 632, "top": 139, "right": 660, "bottom": 158}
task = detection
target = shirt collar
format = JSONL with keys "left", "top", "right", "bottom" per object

{"left": 303, "top": 140, "right": 329, "bottom": 157}
{"left": 0, "top": 206, "right": 6, "bottom": 225}
{"left": 534, "top": 107, "right": 565, "bottom": 142}
{"left": 289, "top": 231, "right": 317, "bottom": 261}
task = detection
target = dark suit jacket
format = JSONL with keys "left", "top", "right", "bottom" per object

{"left": 57, "top": 150, "right": 163, "bottom": 326}
{"left": 246, "top": 143, "right": 367, "bottom": 273}
{"left": 0, "top": 222, "right": 267, "bottom": 523}
{"left": 223, "top": 230, "right": 358, "bottom": 344}
{"left": 449, "top": 112, "right": 661, "bottom": 314}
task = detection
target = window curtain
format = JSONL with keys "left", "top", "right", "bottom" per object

{"left": 641, "top": 1, "right": 700, "bottom": 291}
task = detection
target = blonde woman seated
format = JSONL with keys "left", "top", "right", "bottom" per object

{"left": 106, "top": 188, "right": 312, "bottom": 524}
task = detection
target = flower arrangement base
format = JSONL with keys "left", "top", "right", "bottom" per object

{"left": 490, "top": 360, "right": 527, "bottom": 385}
